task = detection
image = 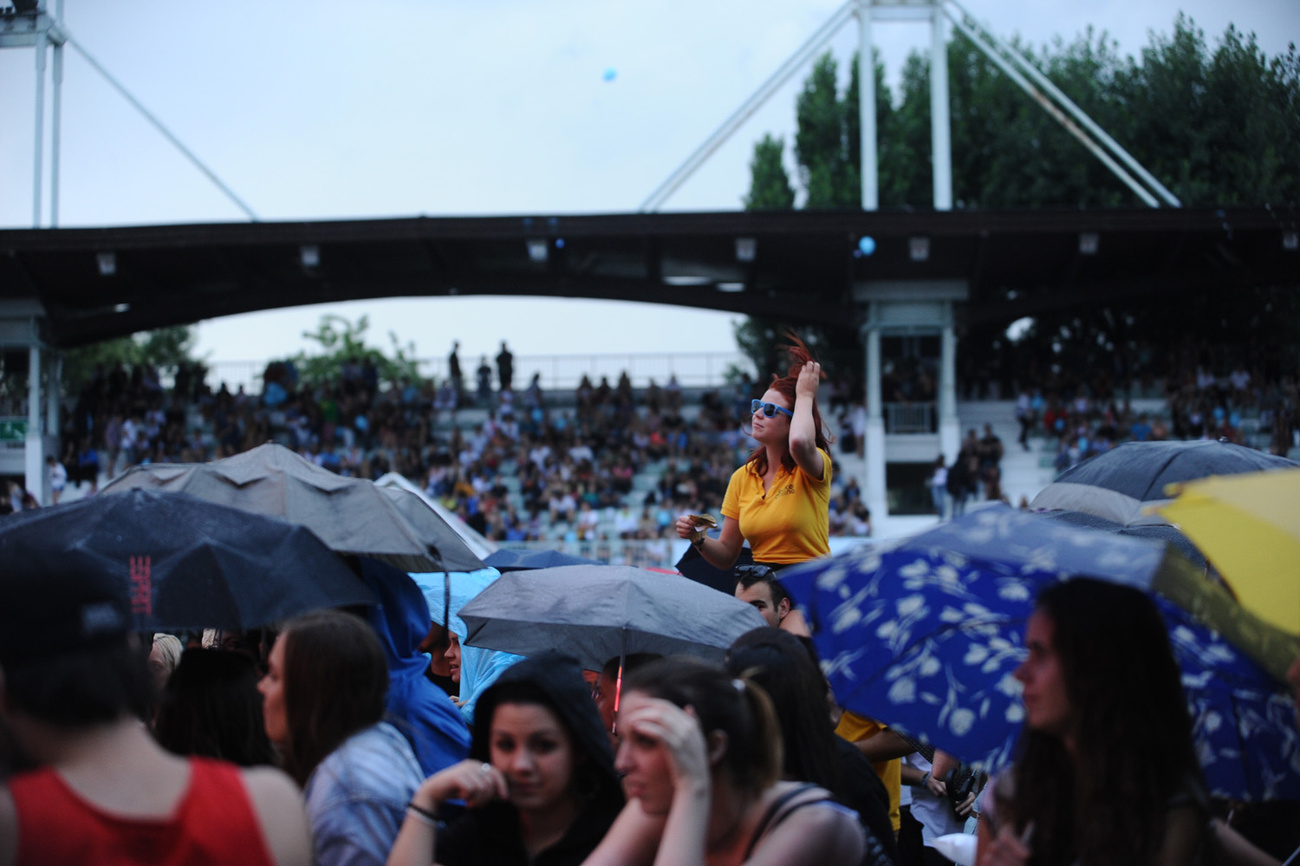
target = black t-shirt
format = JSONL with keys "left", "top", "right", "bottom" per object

{"left": 436, "top": 796, "right": 622, "bottom": 866}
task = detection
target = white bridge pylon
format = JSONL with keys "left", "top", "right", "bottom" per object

{"left": 640, "top": 0, "right": 1180, "bottom": 213}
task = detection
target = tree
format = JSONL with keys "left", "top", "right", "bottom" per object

{"left": 61, "top": 325, "right": 198, "bottom": 394}
{"left": 283, "top": 314, "right": 422, "bottom": 392}
{"left": 744, "top": 134, "right": 795, "bottom": 211}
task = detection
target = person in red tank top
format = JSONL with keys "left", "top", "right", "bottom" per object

{"left": 0, "top": 550, "right": 311, "bottom": 866}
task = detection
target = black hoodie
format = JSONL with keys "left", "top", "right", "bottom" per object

{"left": 436, "top": 652, "right": 625, "bottom": 866}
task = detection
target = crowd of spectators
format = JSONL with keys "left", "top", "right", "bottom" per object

{"left": 51, "top": 357, "right": 875, "bottom": 550}
{"left": 25, "top": 336, "right": 1300, "bottom": 535}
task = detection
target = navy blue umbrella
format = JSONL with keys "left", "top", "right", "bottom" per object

{"left": 1030, "top": 440, "right": 1297, "bottom": 525}
{"left": 483, "top": 548, "right": 603, "bottom": 572}
{"left": 781, "top": 505, "right": 1300, "bottom": 799}
{"left": 0, "top": 488, "right": 375, "bottom": 631}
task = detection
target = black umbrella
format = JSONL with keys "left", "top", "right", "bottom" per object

{"left": 483, "top": 548, "right": 603, "bottom": 572}
{"left": 1029, "top": 440, "right": 1298, "bottom": 525}
{"left": 0, "top": 488, "right": 375, "bottom": 631}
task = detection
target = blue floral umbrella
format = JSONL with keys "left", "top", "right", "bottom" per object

{"left": 781, "top": 505, "right": 1300, "bottom": 800}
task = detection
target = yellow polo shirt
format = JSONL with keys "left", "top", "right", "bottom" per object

{"left": 721, "top": 448, "right": 831, "bottom": 565}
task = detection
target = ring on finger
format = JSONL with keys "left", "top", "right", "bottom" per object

{"left": 480, "top": 762, "right": 492, "bottom": 774}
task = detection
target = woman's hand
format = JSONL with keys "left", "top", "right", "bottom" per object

{"left": 411, "top": 759, "right": 508, "bottom": 812}
{"left": 795, "top": 361, "right": 821, "bottom": 402}
{"left": 620, "top": 697, "right": 712, "bottom": 798}
{"left": 674, "top": 514, "right": 698, "bottom": 541}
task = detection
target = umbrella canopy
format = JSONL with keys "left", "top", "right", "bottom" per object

{"left": 781, "top": 506, "right": 1300, "bottom": 799}
{"left": 483, "top": 548, "right": 603, "bottom": 572}
{"left": 1154, "top": 467, "right": 1300, "bottom": 635}
{"left": 0, "top": 488, "right": 375, "bottom": 631}
{"left": 376, "top": 486, "right": 487, "bottom": 573}
{"left": 1035, "top": 508, "right": 1210, "bottom": 572}
{"left": 1030, "top": 440, "right": 1298, "bottom": 526}
{"left": 458, "top": 564, "right": 767, "bottom": 671}
{"left": 101, "top": 442, "right": 441, "bottom": 571}
{"left": 374, "top": 472, "right": 498, "bottom": 561}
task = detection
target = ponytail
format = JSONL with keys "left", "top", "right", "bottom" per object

{"left": 733, "top": 672, "right": 782, "bottom": 790}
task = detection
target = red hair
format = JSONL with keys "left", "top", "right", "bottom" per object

{"left": 746, "top": 332, "right": 832, "bottom": 476}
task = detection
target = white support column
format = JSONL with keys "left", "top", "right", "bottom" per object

{"left": 50, "top": 27, "right": 63, "bottom": 227}
{"left": 46, "top": 350, "right": 61, "bottom": 446}
{"left": 25, "top": 347, "right": 44, "bottom": 502}
{"left": 939, "top": 317, "right": 960, "bottom": 461}
{"left": 929, "top": 2, "right": 953, "bottom": 211}
{"left": 32, "top": 36, "right": 46, "bottom": 228}
{"left": 857, "top": 0, "right": 878, "bottom": 210}
{"left": 862, "top": 323, "right": 887, "bottom": 518}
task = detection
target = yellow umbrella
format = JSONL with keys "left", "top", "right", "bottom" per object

{"left": 1154, "top": 467, "right": 1300, "bottom": 636}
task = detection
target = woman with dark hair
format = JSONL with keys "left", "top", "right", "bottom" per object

{"left": 259, "top": 610, "right": 423, "bottom": 866}
{"left": 676, "top": 335, "right": 832, "bottom": 604}
{"left": 726, "top": 629, "right": 896, "bottom": 866}
{"left": 387, "top": 652, "right": 623, "bottom": 866}
{"left": 978, "top": 578, "right": 1209, "bottom": 866}
{"left": 588, "top": 657, "right": 863, "bottom": 865}
{"left": 155, "top": 648, "right": 276, "bottom": 767}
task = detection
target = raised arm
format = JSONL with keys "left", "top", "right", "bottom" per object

{"left": 789, "top": 362, "right": 823, "bottom": 481}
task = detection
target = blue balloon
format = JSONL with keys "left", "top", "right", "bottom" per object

{"left": 858, "top": 235, "right": 876, "bottom": 256}
{"left": 603, "top": 68, "right": 617, "bottom": 82}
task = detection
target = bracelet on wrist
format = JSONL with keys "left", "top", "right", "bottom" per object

{"left": 921, "top": 771, "right": 931, "bottom": 787}
{"left": 406, "top": 801, "right": 439, "bottom": 827}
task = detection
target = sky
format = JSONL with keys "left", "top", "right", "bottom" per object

{"left": 1, "top": 0, "right": 1296, "bottom": 374}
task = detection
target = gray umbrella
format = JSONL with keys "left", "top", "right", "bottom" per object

{"left": 101, "top": 442, "right": 442, "bottom": 572}
{"left": 458, "top": 564, "right": 768, "bottom": 670}
{"left": 1030, "top": 440, "right": 1298, "bottom": 526}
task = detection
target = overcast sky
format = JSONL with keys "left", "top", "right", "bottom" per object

{"left": 1, "top": 0, "right": 1295, "bottom": 370}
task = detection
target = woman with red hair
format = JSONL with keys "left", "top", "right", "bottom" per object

{"left": 676, "top": 335, "right": 832, "bottom": 633}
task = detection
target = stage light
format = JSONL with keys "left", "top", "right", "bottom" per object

{"left": 300, "top": 245, "right": 320, "bottom": 268}
{"left": 97, "top": 252, "right": 116, "bottom": 276}
{"left": 909, "top": 237, "right": 929, "bottom": 262}
{"left": 735, "top": 237, "right": 756, "bottom": 262}
{"left": 858, "top": 236, "right": 876, "bottom": 256}
{"left": 526, "top": 239, "right": 548, "bottom": 263}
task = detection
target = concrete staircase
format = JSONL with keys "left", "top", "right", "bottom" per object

{"left": 954, "top": 401, "right": 1058, "bottom": 509}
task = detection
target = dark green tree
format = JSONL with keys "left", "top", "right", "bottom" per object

{"left": 743, "top": 134, "right": 796, "bottom": 210}
{"left": 284, "top": 314, "right": 423, "bottom": 392}
{"left": 61, "top": 325, "right": 198, "bottom": 393}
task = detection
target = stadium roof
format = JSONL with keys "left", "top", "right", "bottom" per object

{"left": 1, "top": 206, "right": 1295, "bottom": 347}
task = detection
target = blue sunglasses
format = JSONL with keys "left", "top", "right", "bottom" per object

{"left": 752, "top": 399, "right": 794, "bottom": 419}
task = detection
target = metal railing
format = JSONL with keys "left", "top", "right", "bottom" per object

{"left": 496, "top": 539, "right": 679, "bottom": 571}
{"left": 884, "top": 402, "right": 936, "bottom": 434}
{"left": 202, "top": 352, "right": 753, "bottom": 395}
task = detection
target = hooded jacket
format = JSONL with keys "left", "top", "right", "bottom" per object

{"left": 359, "top": 558, "right": 470, "bottom": 777}
{"left": 410, "top": 567, "right": 523, "bottom": 723}
{"left": 436, "top": 652, "right": 625, "bottom": 866}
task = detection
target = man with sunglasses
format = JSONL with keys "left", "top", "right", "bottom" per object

{"left": 676, "top": 337, "right": 832, "bottom": 634}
